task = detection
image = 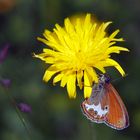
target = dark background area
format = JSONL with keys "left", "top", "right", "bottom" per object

{"left": 0, "top": 0, "right": 140, "bottom": 140}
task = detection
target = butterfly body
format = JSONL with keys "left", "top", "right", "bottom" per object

{"left": 81, "top": 74, "right": 129, "bottom": 130}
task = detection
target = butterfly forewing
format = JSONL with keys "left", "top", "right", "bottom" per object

{"left": 105, "top": 84, "right": 129, "bottom": 130}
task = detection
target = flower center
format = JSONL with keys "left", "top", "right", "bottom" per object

{"left": 71, "top": 51, "right": 87, "bottom": 71}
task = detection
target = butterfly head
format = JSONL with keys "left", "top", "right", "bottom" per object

{"left": 99, "top": 74, "right": 111, "bottom": 84}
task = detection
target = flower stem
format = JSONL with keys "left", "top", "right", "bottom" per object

{"left": 3, "top": 88, "right": 33, "bottom": 140}
{"left": 88, "top": 121, "right": 97, "bottom": 140}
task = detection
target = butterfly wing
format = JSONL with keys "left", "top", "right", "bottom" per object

{"left": 104, "top": 83, "right": 129, "bottom": 130}
{"left": 81, "top": 82, "right": 129, "bottom": 130}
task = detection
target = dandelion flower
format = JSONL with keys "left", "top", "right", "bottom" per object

{"left": 34, "top": 13, "right": 129, "bottom": 98}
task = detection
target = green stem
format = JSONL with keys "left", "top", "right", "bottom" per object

{"left": 88, "top": 121, "right": 97, "bottom": 140}
{"left": 3, "top": 88, "right": 32, "bottom": 140}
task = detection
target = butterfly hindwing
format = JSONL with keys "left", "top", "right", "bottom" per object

{"left": 81, "top": 83, "right": 109, "bottom": 123}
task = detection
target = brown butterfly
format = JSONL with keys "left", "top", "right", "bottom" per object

{"left": 81, "top": 74, "right": 129, "bottom": 130}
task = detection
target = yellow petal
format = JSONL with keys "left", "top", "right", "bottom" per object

{"left": 102, "top": 22, "right": 112, "bottom": 31}
{"left": 33, "top": 52, "right": 55, "bottom": 64}
{"left": 112, "top": 38, "right": 124, "bottom": 42}
{"left": 86, "top": 67, "right": 98, "bottom": 83}
{"left": 84, "top": 86, "right": 92, "bottom": 98}
{"left": 106, "top": 58, "right": 125, "bottom": 76}
{"left": 60, "top": 73, "right": 69, "bottom": 87}
{"left": 33, "top": 53, "right": 45, "bottom": 60}
{"left": 94, "top": 22, "right": 112, "bottom": 42}
{"left": 84, "top": 70, "right": 92, "bottom": 98}
{"left": 53, "top": 73, "right": 63, "bottom": 84}
{"left": 75, "top": 18, "right": 83, "bottom": 37}
{"left": 43, "top": 66, "right": 59, "bottom": 82}
{"left": 37, "top": 36, "right": 58, "bottom": 50}
{"left": 44, "top": 57, "right": 54, "bottom": 64}
{"left": 84, "top": 13, "right": 91, "bottom": 26}
{"left": 109, "top": 29, "right": 120, "bottom": 40}
{"left": 67, "top": 73, "right": 76, "bottom": 98}
{"left": 64, "top": 18, "right": 74, "bottom": 34}
{"left": 43, "top": 48, "right": 56, "bottom": 54}
{"left": 83, "top": 14, "right": 92, "bottom": 33}
{"left": 77, "top": 70, "right": 83, "bottom": 89}
{"left": 37, "top": 37, "right": 48, "bottom": 44}
{"left": 106, "top": 46, "right": 129, "bottom": 54}
{"left": 94, "top": 63, "right": 106, "bottom": 73}
{"left": 54, "top": 29, "right": 66, "bottom": 47}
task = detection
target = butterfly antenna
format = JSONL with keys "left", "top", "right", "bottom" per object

{"left": 112, "top": 73, "right": 128, "bottom": 83}
{"left": 3, "top": 88, "right": 33, "bottom": 140}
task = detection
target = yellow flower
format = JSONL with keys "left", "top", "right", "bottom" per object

{"left": 34, "top": 13, "right": 129, "bottom": 98}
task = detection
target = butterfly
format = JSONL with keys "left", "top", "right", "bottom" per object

{"left": 81, "top": 74, "right": 129, "bottom": 130}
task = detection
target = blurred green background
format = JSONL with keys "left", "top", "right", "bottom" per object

{"left": 0, "top": 0, "right": 140, "bottom": 140}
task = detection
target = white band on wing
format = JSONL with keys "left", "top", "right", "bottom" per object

{"left": 85, "top": 103, "right": 108, "bottom": 116}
